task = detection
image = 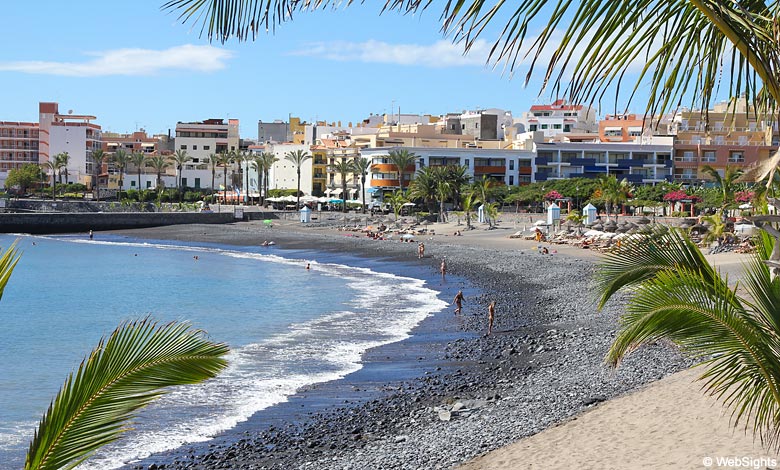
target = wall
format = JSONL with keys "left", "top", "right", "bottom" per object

{"left": 0, "top": 211, "right": 234, "bottom": 234}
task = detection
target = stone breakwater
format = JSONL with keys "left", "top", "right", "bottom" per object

{"left": 121, "top": 223, "right": 693, "bottom": 470}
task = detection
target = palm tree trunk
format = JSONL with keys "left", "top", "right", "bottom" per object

{"left": 296, "top": 168, "right": 301, "bottom": 208}
{"left": 223, "top": 170, "right": 228, "bottom": 205}
{"left": 361, "top": 176, "right": 366, "bottom": 214}
{"left": 137, "top": 170, "right": 142, "bottom": 194}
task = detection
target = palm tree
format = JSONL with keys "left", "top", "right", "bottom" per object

{"left": 328, "top": 159, "right": 354, "bottom": 212}
{"left": 285, "top": 149, "right": 311, "bottom": 208}
{"left": 171, "top": 149, "right": 192, "bottom": 197}
{"left": 387, "top": 149, "right": 417, "bottom": 193}
{"left": 111, "top": 149, "right": 130, "bottom": 201}
{"left": 702, "top": 165, "right": 745, "bottom": 213}
{"left": 146, "top": 155, "right": 171, "bottom": 193}
{"left": 409, "top": 166, "right": 440, "bottom": 214}
{"left": 436, "top": 177, "right": 452, "bottom": 223}
{"left": 25, "top": 319, "right": 228, "bottom": 470}
{"left": 130, "top": 152, "right": 147, "bottom": 196}
{"left": 597, "top": 175, "right": 633, "bottom": 222}
{"left": 42, "top": 160, "right": 57, "bottom": 200}
{"left": 54, "top": 152, "right": 70, "bottom": 186}
{"left": 461, "top": 191, "right": 480, "bottom": 230}
{"left": 446, "top": 165, "right": 471, "bottom": 211}
{"left": 0, "top": 241, "right": 20, "bottom": 301}
{"left": 238, "top": 151, "right": 252, "bottom": 204}
{"left": 207, "top": 153, "right": 219, "bottom": 200}
{"left": 386, "top": 189, "right": 408, "bottom": 222}
{"left": 89, "top": 149, "right": 105, "bottom": 202}
{"left": 472, "top": 176, "right": 494, "bottom": 225}
{"left": 260, "top": 152, "right": 278, "bottom": 205}
{"left": 352, "top": 156, "right": 371, "bottom": 213}
{"left": 217, "top": 152, "right": 233, "bottom": 204}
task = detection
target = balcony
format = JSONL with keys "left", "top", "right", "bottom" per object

{"left": 370, "top": 178, "right": 400, "bottom": 187}
{"left": 474, "top": 165, "right": 506, "bottom": 174}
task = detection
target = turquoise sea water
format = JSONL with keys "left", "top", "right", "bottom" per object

{"left": 0, "top": 233, "right": 446, "bottom": 469}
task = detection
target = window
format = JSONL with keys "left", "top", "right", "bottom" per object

{"left": 509, "top": 175, "right": 514, "bottom": 185}
{"left": 529, "top": 124, "right": 538, "bottom": 131}
{"left": 146, "top": 181, "right": 152, "bottom": 188}
{"left": 553, "top": 124, "right": 562, "bottom": 129}
{"left": 192, "top": 145, "right": 198, "bottom": 150}
{"left": 475, "top": 123, "right": 479, "bottom": 129}
{"left": 181, "top": 178, "right": 187, "bottom": 187}
{"left": 541, "top": 124, "right": 549, "bottom": 129}
{"left": 461, "top": 124, "right": 465, "bottom": 130}
{"left": 231, "top": 146, "right": 235, "bottom": 151}
{"left": 204, "top": 145, "right": 210, "bottom": 150}
{"left": 194, "top": 178, "right": 201, "bottom": 188}
{"left": 509, "top": 160, "right": 515, "bottom": 170}
{"left": 180, "top": 145, "right": 187, "bottom": 150}
{"left": 465, "top": 159, "right": 470, "bottom": 168}
{"left": 131, "top": 181, "right": 136, "bottom": 187}
{"left": 564, "top": 125, "right": 571, "bottom": 132}
{"left": 683, "top": 151, "right": 695, "bottom": 161}
{"left": 729, "top": 151, "right": 745, "bottom": 163}
{"left": 702, "top": 151, "right": 716, "bottom": 162}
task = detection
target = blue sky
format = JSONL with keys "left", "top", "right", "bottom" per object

{"left": 1, "top": 1, "right": 640, "bottom": 138}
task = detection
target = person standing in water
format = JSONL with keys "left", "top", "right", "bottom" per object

{"left": 453, "top": 290, "right": 464, "bottom": 315}
{"left": 440, "top": 257, "right": 447, "bottom": 278}
{"left": 487, "top": 301, "right": 496, "bottom": 335}
{"left": 88, "top": 229, "right": 94, "bottom": 240}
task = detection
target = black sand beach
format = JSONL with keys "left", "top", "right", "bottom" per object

{"left": 115, "top": 221, "right": 692, "bottom": 470}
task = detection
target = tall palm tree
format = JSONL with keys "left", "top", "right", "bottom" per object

{"left": 89, "top": 149, "right": 105, "bottom": 202}
{"left": 260, "top": 152, "right": 278, "bottom": 205}
{"left": 409, "top": 166, "right": 440, "bottom": 214}
{"left": 171, "top": 149, "right": 192, "bottom": 196}
{"left": 217, "top": 152, "right": 233, "bottom": 204}
{"left": 60, "top": 152, "right": 70, "bottom": 185}
{"left": 387, "top": 149, "right": 417, "bottom": 193}
{"left": 25, "top": 319, "right": 228, "bottom": 470}
{"left": 42, "top": 160, "right": 57, "bottom": 200}
{"left": 146, "top": 155, "right": 171, "bottom": 193}
{"left": 53, "top": 154, "right": 66, "bottom": 186}
{"left": 111, "top": 149, "right": 130, "bottom": 201}
{"left": 597, "top": 175, "right": 633, "bottom": 222}
{"left": 285, "top": 149, "right": 311, "bottom": 208}
{"left": 461, "top": 191, "right": 480, "bottom": 230}
{"left": 238, "top": 151, "right": 252, "bottom": 204}
{"left": 328, "top": 159, "right": 354, "bottom": 213}
{"left": 130, "top": 152, "right": 147, "bottom": 195}
{"left": 352, "top": 156, "right": 371, "bottom": 213}
{"left": 207, "top": 153, "right": 219, "bottom": 200}
{"left": 447, "top": 165, "right": 471, "bottom": 211}
{"left": 702, "top": 165, "right": 745, "bottom": 213}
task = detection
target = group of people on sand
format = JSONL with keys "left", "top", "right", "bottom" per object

{"left": 452, "top": 289, "right": 496, "bottom": 335}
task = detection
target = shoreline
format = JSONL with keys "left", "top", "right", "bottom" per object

{"left": 115, "top": 220, "right": 692, "bottom": 469}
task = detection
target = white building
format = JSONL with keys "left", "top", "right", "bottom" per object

{"left": 39, "top": 102, "right": 102, "bottom": 187}
{"left": 517, "top": 99, "right": 598, "bottom": 140}
{"left": 263, "top": 143, "right": 313, "bottom": 193}
{"left": 175, "top": 118, "right": 240, "bottom": 189}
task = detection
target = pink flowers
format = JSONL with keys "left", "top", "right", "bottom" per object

{"left": 544, "top": 190, "right": 563, "bottom": 201}
{"left": 735, "top": 191, "right": 754, "bottom": 203}
{"left": 663, "top": 190, "right": 701, "bottom": 203}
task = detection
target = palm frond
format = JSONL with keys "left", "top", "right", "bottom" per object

{"left": 0, "top": 240, "right": 21, "bottom": 301}
{"left": 595, "top": 227, "right": 716, "bottom": 309}
{"left": 25, "top": 319, "right": 229, "bottom": 470}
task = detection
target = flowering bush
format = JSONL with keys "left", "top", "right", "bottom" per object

{"left": 544, "top": 190, "right": 563, "bottom": 201}
{"left": 734, "top": 190, "right": 755, "bottom": 203}
{"left": 663, "top": 190, "right": 690, "bottom": 202}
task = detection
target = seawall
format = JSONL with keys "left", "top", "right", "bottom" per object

{"left": 0, "top": 212, "right": 236, "bottom": 234}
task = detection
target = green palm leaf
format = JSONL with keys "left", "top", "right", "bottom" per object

{"left": 598, "top": 227, "right": 780, "bottom": 448}
{"left": 0, "top": 240, "right": 21, "bottom": 301}
{"left": 25, "top": 319, "right": 229, "bottom": 470}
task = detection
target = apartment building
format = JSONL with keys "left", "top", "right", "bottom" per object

{"left": 518, "top": 99, "right": 598, "bottom": 140}
{"left": 360, "top": 146, "right": 536, "bottom": 201}
{"left": 0, "top": 122, "right": 39, "bottom": 183}
{"left": 599, "top": 114, "right": 651, "bottom": 142}
{"left": 174, "top": 118, "right": 239, "bottom": 189}
{"left": 39, "top": 102, "right": 102, "bottom": 187}
{"left": 669, "top": 100, "right": 778, "bottom": 183}
{"left": 534, "top": 138, "right": 674, "bottom": 184}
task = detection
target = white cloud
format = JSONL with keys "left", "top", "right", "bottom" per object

{"left": 0, "top": 45, "right": 234, "bottom": 77}
{"left": 290, "top": 39, "right": 492, "bottom": 68}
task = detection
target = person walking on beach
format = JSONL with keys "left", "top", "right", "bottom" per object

{"left": 418, "top": 242, "right": 425, "bottom": 259}
{"left": 487, "top": 301, "right": 496, "bottom": 336}
{"left": 88, "top": 229, "right": 93, "bottom": 240}
{"left": 453, "top": 290, "right": 464, "bottom": 315}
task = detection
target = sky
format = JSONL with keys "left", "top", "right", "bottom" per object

{"left": 1, "top": 1, "right": 654, "bottom": 139}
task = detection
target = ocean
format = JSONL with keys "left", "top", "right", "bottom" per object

{"left": 0, "top": 233, "right": 447, "bottom": 469}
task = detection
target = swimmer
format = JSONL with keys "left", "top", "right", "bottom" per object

{"left": 306, "top": 262, "right": 311, "bottom": 270}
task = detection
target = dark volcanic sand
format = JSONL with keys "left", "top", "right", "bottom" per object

{"left": 110, "top": 222, "right": 692, "bottom": 470}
